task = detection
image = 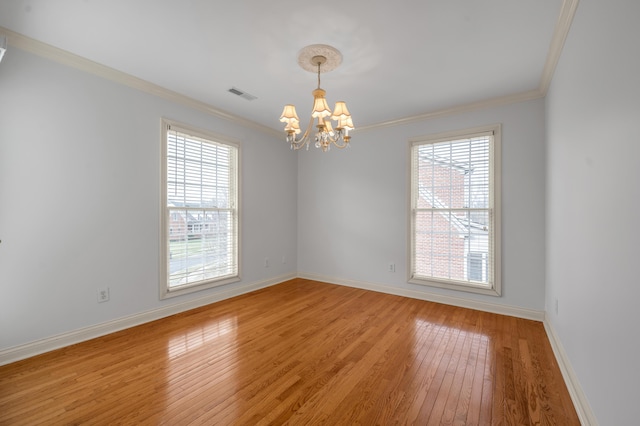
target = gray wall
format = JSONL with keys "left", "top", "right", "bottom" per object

{"left": 1, "top": 34, "right": 548, "bottom": 371}
{"left": 0, "top": 48, "right": 298, "bottom": 350}
{"left": 545, "top": 0, "right": 640, "bottom": 424}
{"left": 4, "top": 3, "right": 639, "bottom": 423}
{"left": 297, "top": 98, "right": 547, "bottom": 311}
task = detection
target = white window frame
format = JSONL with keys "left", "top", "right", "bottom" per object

{"left": 408, "top": 124, "right": 501, "bottom": 296}
{"left": 160, "top": 118, "right": 240, "bottom": 299}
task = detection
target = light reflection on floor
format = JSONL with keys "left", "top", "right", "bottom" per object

{"left": 412, "top": 317, "right": 491, "bottom": 359}
{"left": 413, "top": 317, "right": 489, "bottom": 339}
{"left": 167, "top": 316, "right": 238, "bottom": 359}
{"left": 160, "top": 316, "right": 241, "bottom": 420}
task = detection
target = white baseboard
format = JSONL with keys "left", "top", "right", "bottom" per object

{"left": 0, "top": 273, "right": 296, "bottom": 366}
{"left": 299, "top": 274, "right": 597, "bottom": 423}
{"left": 543, "top": 315, "right": 598, "bottom": 426}
{"left": 2, "top": 272, "right": 594, "bottom": 425}
{"left": 298, "top": 273, "right": 545, "bottom": 321}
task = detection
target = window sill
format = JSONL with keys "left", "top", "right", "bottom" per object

{"left": 408, "top": 276, "right": 501, "bottom": 297}
{"left": 160, "top": 275, "right": 241, "bottom": 300}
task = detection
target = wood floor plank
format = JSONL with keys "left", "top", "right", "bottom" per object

{"left": 478, "top": 313, "right": 497, "bottom": 426}
{"left": 452, "top": 328, "right": 482, "bottom": 425}
{"left": 0, "top": 279, "right": 580, "bottom": 425}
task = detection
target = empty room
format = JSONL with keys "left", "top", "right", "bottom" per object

{"left": 0, "top": 1, "right": 638, "bottom": 424}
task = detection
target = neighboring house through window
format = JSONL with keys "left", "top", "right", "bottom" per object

{"left": 160, "top": 119, "right": 240, "bottom": 298}
{"left": 409, "top": 125, "right": 501, "bottom": 296}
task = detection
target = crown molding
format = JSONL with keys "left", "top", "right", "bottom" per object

{"left": 539, "top": 0, "right": 580, "bottom": 95}
{"left": 0, "top": 26, "right": 282, "bottom": 139}
{"left": 354, "top": 0, "right": 578, "bottom": 134}
{"left": 355, "top": 89, "right": 544, "bottom": 133}
{"left": 1, "top": 0, "right": 578, "bottom": 136}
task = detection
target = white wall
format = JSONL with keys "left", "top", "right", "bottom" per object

{"left": 298, "top": 98, "right": 547, "bottom": 311}
{"left": 545, "top": 1, "right": 640, "bottom": 424}
{"left": 0, "top": 48, "right": 298, "bottom": 351}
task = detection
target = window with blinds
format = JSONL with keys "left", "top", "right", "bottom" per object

{"left": 409, "top": 125, "right": 501, "bottom": 296}
{"left": 160, "top": 120, "right": 239, "bottom": 298}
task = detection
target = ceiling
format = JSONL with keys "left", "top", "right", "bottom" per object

{"left": 0, "top": 0, "right": 572, "bottom": 133}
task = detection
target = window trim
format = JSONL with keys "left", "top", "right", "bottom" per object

{"left": 408, "top": 124, "right": 501, "bottom": 296}
{"left": 159, "top": 118, "right": 241, "bottom": 299}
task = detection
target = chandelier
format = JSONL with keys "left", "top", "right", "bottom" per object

{"left": 279, "top": 45, "right": 354, "bottom": 152}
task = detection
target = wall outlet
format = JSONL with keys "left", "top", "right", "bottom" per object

{"left": 98, "top": 287, "right": 110, "bottom": 303}
{"left": 388, "top": 263, "right": 396, "bottom": 273}
{"left": 555, "top": 298, "right": 559, "bottom": 315}
{"left": 282, "top": 255, "right": 286, "bottom": 264}
{"left": 264, "top": 257, "right": 269, "bottom": 268}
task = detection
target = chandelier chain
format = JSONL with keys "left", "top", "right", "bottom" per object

{"left": 279, "top": 45, "right": 354, "bottom": 152}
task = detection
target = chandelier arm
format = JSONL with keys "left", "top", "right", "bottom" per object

{"left": 289, "top": 114, "right": 316, "bottom": 150}
{"left": 325, "top": 128, "right": 349, "bottom": 149}
{"left": 331, "top": 138, "right": 350, "bottom": 149}
{"left": 281, "top": 45, "right": 353, "bottom": 152}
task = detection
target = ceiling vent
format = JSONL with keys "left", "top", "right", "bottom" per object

{"left": 228, "top": 87, "right": 257, "bottom": 101}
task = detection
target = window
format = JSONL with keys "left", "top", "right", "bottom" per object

{"left": 409, "top": 125, "right": 501, "bottom": 295}
{"left": 467, "top": 252, "right": 485, "bottom": 282}
{"left": 160, "top": 119, "right": 240, "bottom": 298}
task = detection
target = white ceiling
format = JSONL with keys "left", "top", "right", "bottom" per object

{"left": 0, "top": 0, "right": 570, "bottom": 133}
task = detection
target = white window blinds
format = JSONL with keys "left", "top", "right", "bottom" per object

{"left": 410, "top": 126, "right": 501, "bottom": 295}
{"left": 161, "top": 121, "right": 239, "bottom": 296}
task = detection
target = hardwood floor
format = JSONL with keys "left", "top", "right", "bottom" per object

{"left": 0, "top": 279, "right": 579, "bottom": 425}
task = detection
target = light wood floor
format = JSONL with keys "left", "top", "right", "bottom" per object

{"left": 0, "top": 279, "right": 579, "bottom": 425}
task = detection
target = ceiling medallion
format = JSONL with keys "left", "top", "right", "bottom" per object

{"left": 279, "top": 44, "right": 354, "bottom": 152}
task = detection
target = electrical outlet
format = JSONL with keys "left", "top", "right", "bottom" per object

{"left": 98, "top": 287, "right": 110, "bottom": 303}
{"left": 555, "top": 298, "right": 559, "bottom": 315}
{"left": 264, "top": 257, "right": 269, "bottom": 268}
{"left": 282, "top": 255, "right": 286, "bottom": 264}
{"left": 388, "top": 263, "right": 396, "bottom": 273}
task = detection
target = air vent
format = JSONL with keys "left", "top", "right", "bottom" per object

{"left": 228, "top": 87, "right": 257, "bottom": 101}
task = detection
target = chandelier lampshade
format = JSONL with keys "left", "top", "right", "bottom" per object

{"left": 284, "top": 120, "right": 301, "bottom": 135}
{"left": 279, "top": 45, "right": 354, "bottom": 152}
{"left": 280, "top": 105, "right": 299, "bottom": 123}
{"left": 331, "top": 102, "right": 350, "bottom": 120}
